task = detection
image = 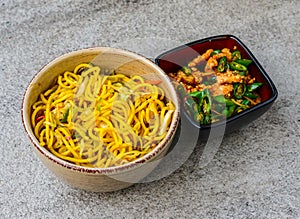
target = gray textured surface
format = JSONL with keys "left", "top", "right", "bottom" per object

{"left": 1, "top": 0, "right": 300, "bottom": 218}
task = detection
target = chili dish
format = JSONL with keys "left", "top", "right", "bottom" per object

{"left": 167, "top": 47, "right": 263, "bottom": 125}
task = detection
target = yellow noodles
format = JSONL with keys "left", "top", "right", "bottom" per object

{"left": 31, "top": 63, "right": 175, "bottom": 168}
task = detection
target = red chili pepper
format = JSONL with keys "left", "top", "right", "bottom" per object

{"left": 35, "top": 115, "right": 45, "bottom": 123}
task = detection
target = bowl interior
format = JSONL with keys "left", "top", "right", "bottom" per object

{"left": 155, "top": 35, "right": 278, "bottom": 129}
{"left": 22, "top": 47, "right": 179, "bottom": 173}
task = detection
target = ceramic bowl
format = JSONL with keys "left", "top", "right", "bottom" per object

{"left": 22, "top": 47, "right": 180, "bottom": 192}
{"left": 155, "top": 35, "right": 278, "bottom": 137}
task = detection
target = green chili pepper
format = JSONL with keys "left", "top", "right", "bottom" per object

{"left": 96, "top": 98, "right": 102, "bottom": 111}
{"left": 238, "top": 71, "right": 247, "bottom": 76}
{"left": 229, "top": 105, "right": 236, "bottom": 115}
{"left": 233, "top": 70, "right": 247, "bottom": 76}
{"left": 244, "top": 92, "right": 258, "bottom": 99}
{"left": 189, "top": 90, "right": 203, "bottom": 100}
{"left": 203, "top": 115, "right": 211, "bottom": 125}
{"left": 199, "top": 94, "right": 212, "bottom": 114}
{"left": 232, "top": 50, "right": 241, "bottom": 61}
{"left": 215, "top": 103, "right": 225, "bottom": 113}
{"left": 185, "top": 96, "right": 199, "bottom": 121}
{"left": 241, "top": 100, "right": 251, "bottom": 106}
{"left": 247, "top": 82, "right": 263, "bottom": 92}
{"left": 235, "top": 59, "right": 252, "bottom": 67}
{"left": 217, "top": 56, "right": 227, "bottom": 73}
{"left": 214, "top": 95, "right": 235, "bottom": 107}
{"left": 61, "top": 108, "right": 70, "bottom": 123}
{"left": 196, "top": 112, "right": 205, "bottom": 123}
{"left": 229, "top": 62, "right": 248, "bottom": 71}
{"left": 177, "top": 84, "right": 186, "bottom": 98}
{"left": 185, "top": 96, "right": 197, "bottom": 110}
{"left": 210, "top": 49, "right": 221, "bottom": 57}
{"left": 181, "top": 66, "right": 192, "bottom": 75}
{"left": 198, "top": 89, "right": 212, "bottom": 118}
{"left": 234, "top": 83, "right": 247, "bottom": 99}
{"left": 221, "top": 108, "right": 227, "bottom": 117}
{"left": 214, "top": 95, "right": 236, "bottom": 116}
{"left": 191, "top": 90, "right": 203, "bottom": 100}
{"left": 214, "top": 95, "right": 226, "bottom": 103}
{"left": 222, "top": 105, "right": 236, "bottom": 117}
{"left": 225, "top": 99, "right": 236, "bottom": 106}
{"left": 190, "top": 89, "right": 212, "bottom": 124}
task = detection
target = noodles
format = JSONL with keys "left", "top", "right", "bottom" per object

{"left": 31, "top": 63, "right": 175, "bottom": 168}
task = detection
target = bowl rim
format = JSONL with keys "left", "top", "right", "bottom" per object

{"left": 21, "top": 46, "right": 180, "bottom": 175}
{"left": 155, "top": 34, "right": 278, "bottom": 130}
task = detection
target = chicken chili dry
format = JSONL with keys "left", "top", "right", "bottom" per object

{"left": 167, "top": 47, "right": 263, "bottom": 125}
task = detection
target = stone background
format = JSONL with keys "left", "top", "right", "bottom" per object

{"left": 0, "top": 0, "right": 299, "bottom": 218}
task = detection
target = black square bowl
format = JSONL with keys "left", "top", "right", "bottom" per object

{"left": 155, "top": 35, "right": 278, "bottom": 137}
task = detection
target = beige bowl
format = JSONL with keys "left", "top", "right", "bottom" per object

{"left": 22, "top": 47, "right": 180, "bottom": 192}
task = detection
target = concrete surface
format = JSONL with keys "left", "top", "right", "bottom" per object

{"left": 1, "top": 0, "right": 299, "bottom": 218}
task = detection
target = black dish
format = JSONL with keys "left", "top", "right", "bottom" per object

{"left": 155, "top": 35, "right": 278, "bottom": 137}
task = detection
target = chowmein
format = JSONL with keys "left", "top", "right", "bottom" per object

{"left": 31, "top": 63, "right": 175, "bottom": 168}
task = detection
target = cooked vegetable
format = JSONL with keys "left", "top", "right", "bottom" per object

{"left": 223, "top": 105, "right": 236, "bottom": 117}
{"left": 177, "top": 84, "right": 187, "bottom": 98}
{"left": 231, "top": 50, "right": 241, "bottom": 61}
{"left": 168, "top": 47, "right": 263, "bottom": 125}
{"left": 229, "top": 62, "right": 248, "bottom": 71}
{"left": 233, "top": 83, "right": 246, "bottom": 99}
{"left": 244, "top": 92, "right": 258, "bottom": 99}
{"left": 217, "top": 56, "right": 227, "bottom": 73}
{"left": 181, "top": 66, "right": 192, "bottom": 75}
{"left": 189, "top": 90, "right": 203, "bottom": 99}
{"left": 235, "top": 59, "right": 252, "bottom": 67}
{"left": 197, "top": 89, "right": 212, "bottom": 125}
{"left": 60, "top": 108, "right": 70, "bottom": 123}
{"left": 185, "top": 96, "right": 199, "bottom": 121}
{"left": 247, "top": 82, "right": 263, "bottom": 92}
{"left": 214, "top": 95, "right": 226, "bottom": 103}
{"left": 237, "top": 71, "right": 247, "bottom": 76}
{"left": 210, "top": 49, "right": 222, "bottom": 57}
{"left": 241, "top": 100, "right": 251, "bottom": 106}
